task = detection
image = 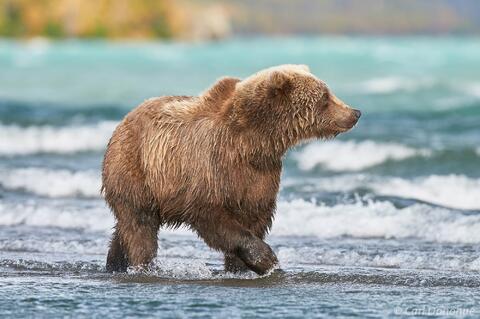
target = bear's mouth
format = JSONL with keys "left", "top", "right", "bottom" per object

{"left": 333, "top": 110, "right": 361, "bottom": 132}
{"left": 334, "top": 121, "right": 357, "bottom": 132}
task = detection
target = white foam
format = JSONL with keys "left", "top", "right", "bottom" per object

{"left": 359, "top": 76, "right": 434, "bottom": 94}
{"left": 0, "top": 168, "right": 101, "bottom": 198}
{"left": 0, "top": 237, "right": 107, "bottom": 255}
{"left": 130, "top": 258, "right": 215, "bottom": 279}
{"left": 128, "top": 257, "right": 264, "bottom": 280}
{"left": 372, "top": 175, "right": 480, "bottom": 210}
{"left": 0, "top": 199, "right": 192, "bottom": 235}
{"left": 0, "top": 121, "right": 117, "bottom": 155}
{"left": 0, "top": 200, "right": 113, "bottom": 233}
{"left": 295, "top": 140, "right": 430, "bottom": 171}
{"left": 465, "top": 83, "right": 480, "bottom": 98}
{"left": 272, "top": 198, "right": 480, "bottom": 244}
{"left": 285, "top": 174, "right": 480, "bottom": 210}
{"left": 1, "top": 196, "right": 479, "bottom": 243}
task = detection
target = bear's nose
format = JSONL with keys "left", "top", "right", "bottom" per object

{"left": 353, "top": 109, "right": 362, "bottom": 119}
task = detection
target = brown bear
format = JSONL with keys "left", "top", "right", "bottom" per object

{"left": 102, "top": 64, "right": 360, "bottom": 275}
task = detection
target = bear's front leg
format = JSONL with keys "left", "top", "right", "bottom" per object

{"left": 224, "top": 253, "right": 249, "bottom": 273}
{"left": 234, "top": 235, "right": 277, "bottom": 275}
{"left": 194, "top": 214, "right": 278, "bottom": 275}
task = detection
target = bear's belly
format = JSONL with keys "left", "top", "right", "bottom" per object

{"left": 149, "top": 165, "right": 280, "bottom": 226}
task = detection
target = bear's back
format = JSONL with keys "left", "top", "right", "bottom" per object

{"left": 105, "top": 95, "right": 231, "bottom": 208}
{"left": 102, "top": 96, "right": 200, "bottom": 207}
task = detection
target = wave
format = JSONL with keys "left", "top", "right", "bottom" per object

{"left": 0, "top": 237, "right": 107, "bottom": 255}
{"left": 278, "top": 247, "right": 480, "bottom": 273}
{"left": 0, "top": 121, "right": 116, "bottom": 155}
{"left": 358, "top": 76, "right": 435, "bottom": 94}
{"left": 0, "top": 199, "right": 192, "bottom": 235}
{"left": 294, "top": 140, "right": 430, "bottom": 171}
{"left": 285, "top": 174, "right": 480, "bottom": 210}
{"left": 3, "top": 165, "right": 478, "bottom": 210}
{"left": 0, "top": 168, "right": 101, "bottom": 198}
{"left": 358, "top": 77, "right": 480, "bottom": 101}
{"left": 3, "top": 235, "right": 479, "bottom": 275}
{"left": 0, "top": 99, "right": 126, "bottom": 126}
{"left": 371, "top": 175, "right": 480, "bottom": 210}
{"left": 0, "top": 200, "right": 114, "bottom": 233}
{"left": 1, "top": 197, "right": 480, "bottom": 244}
{"left": 5, "top": 229, "right": 479, "bottom": 276}
{"left": 273, "top": 198, "right": 480, "bottom": 243}
{"left": 465, "top": 83, "right": 480, "bottom": 99}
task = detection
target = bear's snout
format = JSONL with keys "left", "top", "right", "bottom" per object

{"left": 339, "top": 108, "right": 361, "bottom": 129}
{"left": 353, "top": 109, "right": 362, "bottom": 120}
{"left": 331, "top": 102, "right": 361, "bottom": 131}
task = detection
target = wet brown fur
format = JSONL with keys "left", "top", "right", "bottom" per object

{"left": 102, "top": 65, "right": 360, "bottom": 274}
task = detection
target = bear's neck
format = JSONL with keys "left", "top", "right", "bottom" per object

{"left": 225, "top": 127, "right": 287, "bottom": 171}
{"left": 201, "top": 83, "right": 292, "bottom": 170}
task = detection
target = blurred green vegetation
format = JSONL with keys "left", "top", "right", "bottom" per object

{"left": 0, "top": 0, "right": 176, "bottom": 39}
{"left": 1, "top": 0, "right": 479, "bottom": 39}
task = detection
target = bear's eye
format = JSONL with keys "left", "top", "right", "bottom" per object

{"left": 319, "top": 91, "right": 330, "bottom": 107}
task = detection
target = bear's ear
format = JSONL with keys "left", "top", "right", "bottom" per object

{"left": 268, "top": 71, "right": 292, "bottom": 97}
{"left": 297, "top": 64, "right": 310, "bottom": 72}
{"left": 204, "top": 77, "right": 240, "bottom": 102}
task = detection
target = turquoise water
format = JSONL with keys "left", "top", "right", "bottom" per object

{"left": 1, "top": 37, "right": 480, "bottom": 318}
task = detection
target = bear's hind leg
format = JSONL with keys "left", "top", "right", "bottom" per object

{"left": 106, "top": 227, "right": 128, "bottom": 272}
{"left": 120, "top": 215, "right": 160, "bottom": 269}
{"left": 107, "top": 210, "right": 160, "bottom": 272}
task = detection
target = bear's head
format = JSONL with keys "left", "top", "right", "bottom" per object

{"left": 218, "top": 64, "right": 360, "bottom": 151}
